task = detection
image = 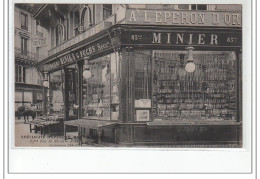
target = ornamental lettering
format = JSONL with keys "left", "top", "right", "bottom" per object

{"left": 127, "top": 9, "right": 241, "bottom": 27}
{"left": 43, "top": 60, "right": 61, "bottom": 71}
{"left": 152, "top": 32, "right": 218, "bottom": 45}
{"left": 42, "top": 40, "right": 112, "bottom": 71}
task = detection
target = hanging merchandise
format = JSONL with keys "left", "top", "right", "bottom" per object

{"left": 152, "top": 50, "right": 237, "bottom": 121}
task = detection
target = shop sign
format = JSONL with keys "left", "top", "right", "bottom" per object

{"left": 135, "top": 99, "right": 151, "bottom": 108}
{"left": 42, "top": 36, "right": 114, "bottom": 71}
{"left": 126, "top": 31, "right": 241, "bottom": 47}
{"left": 32, "top": 38, "right": 47, "bottom": 47}
{"left": 136, "top": 110, "right": 150, "bottom": 122}
{"left": 125, "top": 9, "right": 241, "bottom": 27}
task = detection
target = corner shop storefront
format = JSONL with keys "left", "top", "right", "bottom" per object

{"left": 38, "top": 9, "right": 242, "bottom": 147}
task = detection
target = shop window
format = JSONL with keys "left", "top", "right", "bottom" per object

{"left": 21, "top": 12, "right": 28, "bottom": 30}
{"left": 15, "top": 65, "right": 26, "bottom": 83}
{"left": 49, "top": 70, "right": 65, "bottom": 115}
{"left": 134, "top": 52, "right": 152, "bottom": 100}
{"left": 21, "top": 37, "right": 28, "bottom": 55}
{"left": 152, "top": 50, "right": 237, "bottom": 121}
{"left": 82, "top": 53, "right": 120, "bottom": 121}
{"left": 134, "top": 51, "right": 152, "bottom": 122}
{"left": 178, "top": 4, "right": 207, "bottom": 10}
{"left": 103, "top": 4, "right": 112, "bottom": 19}
{"left": 67, "top": 66, "right": 78, "bottom": 117}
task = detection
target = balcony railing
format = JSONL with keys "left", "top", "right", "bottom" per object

{"left": 15, "top": 48, "right": 46, "bottom": 62}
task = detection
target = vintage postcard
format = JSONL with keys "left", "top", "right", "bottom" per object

{"left": 14, "top": 3, "right": 243, "bottom": 148}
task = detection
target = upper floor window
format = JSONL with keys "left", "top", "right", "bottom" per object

{"left": 21, "top": 37, "right": 28, "bottom": 55}
{"left": 55, "top": 24, "right": 66, "bottom": 46}
{"left": 103, "top": 4, "right": 112, "bottom": 19}
{"left": 15, "top": 65, "right": 26, "bottom": 83}
{"left": 21, "top": 12, "right": 28, "bottom": 30}
{"left": 74, "top": 11, "right": 80, "bottom": 35}
{"left": 81, "top": 6, "right": 92, "bottom": 30}
{"left": 178, "top": 4, "right": 207, "bottom": 10}
{"left": 51, "top": 19, "right": 66, "bottom": 47}
{"left": 191, "top": 4, "right": 207, "bottom": 10}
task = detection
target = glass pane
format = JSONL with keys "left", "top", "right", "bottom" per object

{"left": 191, "top": 4, "right": 197, "bottom": 10}
{"left": 74, "top": 11, "right": 80, "bottom": 27}
{"left": 66, "top": 65, "right": 78, "bottom": 117}
{"left": 134, "top": 52, "right": 152, "bottom": 100}
{"left": 197, "top": 5, "right": 207, "bottom": 10}
{"left": 110, "top": 53, "right": 120, "bottom": 120}
{"left": 152, "top": 50, "right": 237, "bottom": 121}
{"left": 83, "top": 54, "right": 113, "bottom": 120}
{"left": 103, "top": 4, "right": 112, "bottom": 19}
{"left": 49, "top": 70, "right": 65, "bottom": 116}
{"left": 23, "top": 66, "right": 26, "bottom": 83}
{"left": 21, "top": 13, "right": 27, "bottom": 30}
{"left": 178, "top": 4, "right": 190, "bottom": 10}
{"left": 134, "top": 51, "right": 152, "bottom": 122}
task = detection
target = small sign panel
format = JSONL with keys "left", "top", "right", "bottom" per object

{"left": 136, "top": 110, "right": 150, "bottom": 121}
{"left": 135, "top": 99, "right": 151, "bottom": 108}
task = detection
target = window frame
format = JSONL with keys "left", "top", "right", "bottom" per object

{"left": 150, "top": 50, "right": 238, "bottom": 121}
{"left": 15, "top": 65, "right": 26, "bottom": 83}
{"left": 103, "top": 4, "right": 112, "bottom": 20}
{"left": 21, "top": 12, "right": 28, "bottom": 30}
{"left": 20, "top": 37, "right": 28, "bottom": 55}
{"left": 81, "top": 5, "right": 93, "bottom": 30}
{"left": 73, "top": 10, "right": 80, "bottom": 35}
{"left": 177, "top": 4, "right": 208, "bottom": 11}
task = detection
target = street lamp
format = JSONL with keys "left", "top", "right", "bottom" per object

{"left": 42, "top": 72, "right": 49, "bottom": 87}
{"left": 185, "top": 46, "right": 196, "bottom": 73}
{"left": 83, "top": 61, "right": 91, "bottom": 79}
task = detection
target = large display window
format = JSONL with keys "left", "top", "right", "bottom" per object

{"left": 152, "top": 50, "right": 238, "bottom": 121}
{"left": 82, "top": 53, "right": 120, "bottom": 121}
{"left": 133, "top": 51, "right": 152, "bottom": 122}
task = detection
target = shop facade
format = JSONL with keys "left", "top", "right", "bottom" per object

{"left": 36, "top": 6, "right": 242, "bottom": 147}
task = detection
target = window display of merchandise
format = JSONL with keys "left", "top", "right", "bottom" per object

{"left": 67, "top": 67, "right": 79, "bottom": 117}
{"left": 152, "top": 51, "right": 237, "bottom": 121}
{"left": 83, "top": 53, "right": 120, "bottom": 121}
{"left": 49, "top": 71, "right": 65, "bottom": 116}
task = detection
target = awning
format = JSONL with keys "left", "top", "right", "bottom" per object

{"left": 146, "top": 120, "right": 242, "bottom": 126}
{"left": 64, "top": 119, "right": 118, "bottom": 129}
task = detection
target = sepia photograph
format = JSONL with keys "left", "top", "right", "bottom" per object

{"left": 14, "top": 3, "right": 243, "bottom": 148}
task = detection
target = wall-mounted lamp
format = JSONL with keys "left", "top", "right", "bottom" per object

{"left": 83, "top": 61, "right": 92, "bottom": 79}
{"left": 43, "top": 81, "right": 49, "bottom": 88}
{"left": 185, "top": 46, "right": 196, "bottom": 73}
{"left": 42, "top": 72, "right": 49, "bottom": 87}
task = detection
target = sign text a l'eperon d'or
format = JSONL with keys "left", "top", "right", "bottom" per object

{"left": 126, "top": 9, "right": 241, "bottom": 27}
